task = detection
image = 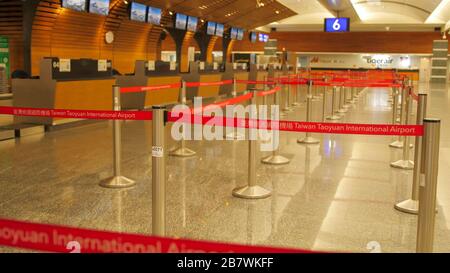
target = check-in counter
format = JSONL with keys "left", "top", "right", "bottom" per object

{"left": 13, "top": 58, "right": 115, "bottom": 125}
{"left": 115, "top": 60, "right": 181, "bottom": 109}
{"left": 183, "top": 62, "right": 228, "bottom": 101}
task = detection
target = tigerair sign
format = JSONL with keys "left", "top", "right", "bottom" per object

{"left": 363, "top": 55, "right": 394, "bottom": 67}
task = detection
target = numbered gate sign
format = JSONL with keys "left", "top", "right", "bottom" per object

{"left": 324, "top": 18, "right": 350, "bottom": 33}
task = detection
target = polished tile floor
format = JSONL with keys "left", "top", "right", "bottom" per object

{"left": 1, "top": 84, "right": 450, "bottom": 253}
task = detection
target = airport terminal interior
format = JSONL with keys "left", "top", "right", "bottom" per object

{"left": 0, "top": 0, "right": 450, "bottom": 253}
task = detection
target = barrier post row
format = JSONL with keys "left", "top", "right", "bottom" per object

{"left": 298, "top": 80, "right": 320, "bottom": 144}
{"left": 395, "top": 93, "right": 427, "bottom": 214}
{"left": 391, "top": 86, "right": 414, "bottom": 170}
{"left": 326, "top": 86, "right": 341, "bottom": 120}
{"left": 152, "top": 105, "right": 166, "bottom": 236}
{"left": 233, "top": 89, "right": 272, "bottom": 199}
{"left": 99, "top": 85, "right": 136, "bottom": 189}
{"left": 170, "top": 81, "right": 196, "bottom": 157}
{"left": 416, "top": 118, "right": 441, "bottom": 253}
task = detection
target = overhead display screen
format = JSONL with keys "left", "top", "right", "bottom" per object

{"left": 62, "top": 0, "right": 87, "bottom": 12}
{"left": 237, "top": 29, "right": 244, "bottom": 40}
{"left": 89, "top": 0, "right": 109, "bottom": 15}
{"left": 187, "top": 16, "right": 198, "bottom": 32}
{"left": 215, "top": 23, "right": 224, "bottom": 37}
{"left": 250, "top": 32, "right": 257, "bottom": 43}
{"left": 324, "top": 18, "right": 350, "bottom": 32}
{"left": 147, "top": 6, "right": 162, "bottom": 25}
{"left": 230, "top": 28, "right": 238, "bottom": 40}
{"left": 130, "top": 2, "right": 146, "bottom": 22}
{"left": 175, "top": 13, "right": 188, "bottom": 30}
{"left": 207, "top": 22, "right": 216, "bottom": 35}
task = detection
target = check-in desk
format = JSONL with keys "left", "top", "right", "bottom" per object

{"left": 183, "top": 62, "right": 227, "bottom": 101}
{"left": 13, "top": 58, "right": 115, "bottom": 126}
{"left": 115, "top": 60, "right": 181, "bottom": 109}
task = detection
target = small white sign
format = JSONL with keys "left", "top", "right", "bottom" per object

{"left": 199, "top": 62, "right": 205, "bottom": 71}
{"left": 59, "top": 59, "right": 71, "bottom": 72}
{"left": 242, "top": 63, "right": 247, "bottom": 70}
{"left": 213, "top": 62, "right": 218, "bottom": 70}
{"left": 98, "top": 59, "right": 107, "bottom": 72}
{"left": 169, "top": 62, "right": 176, "bottom": 71}
{"left": 233, "top": 63, "right": 237, "bottom": 70}
{"left": 152, "top": 146, "right": 164, "bottom": 158}
{"left": 148, "top": 60, "right": 156, "bottom": 71}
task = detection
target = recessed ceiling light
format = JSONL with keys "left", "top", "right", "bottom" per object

{"left": 275, "top": 10, "right": 280, "bottom": 14}
{"left": 123, "top": 0, "right": 128, "bottom": 4}
{"left": 169, "top": 11, "right": 173, "bottom": 15}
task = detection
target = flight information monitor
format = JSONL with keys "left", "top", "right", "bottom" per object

{"left": 147, "top": 6, "right": 162, "bottom": 25}
{"left": 130, "top": 2, "right": 146, "bottom": 22}
{"left": 207, "top": 22, "right": 216, "bottom": 35}
{"left": 324, "top": 18, "right": 350, "bottom": 32}
{"left": 187, "top": 16, "right": 198, "bottom": 32}
{"left": 175, "top": 13, "right": 188, "bottom": 30}
{"left": 89, "top": 0, "right": 109, "bottom": 15}
{"left": 62, "top": 0, "right": 87, "bottom": 12}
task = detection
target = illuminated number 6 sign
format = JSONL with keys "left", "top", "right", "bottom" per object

{"left": 324, "top": 18, "right": 350, "bottom": 32}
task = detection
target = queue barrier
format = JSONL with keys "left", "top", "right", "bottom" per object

{"left": 0, "top": 218, "right": 310, "bottom": 253}
{"left": 0, "top": 75, "right": 440, "bottom": 252}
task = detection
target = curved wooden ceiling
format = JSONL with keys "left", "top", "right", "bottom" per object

{"left": 142, "top": 0, "right": 297, "bottom": 29}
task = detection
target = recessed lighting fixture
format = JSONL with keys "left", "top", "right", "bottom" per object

{"left": 169, "top": 11, "right": 173, "bottom": 15}
{"left": 123, "top": 0, "right": 128, "bottom": 4}
{"left": 200, "top": 19, "right": 205, "bottom": 23}
{"left": 275, "top": 10, "right": 280, "bottom": 14}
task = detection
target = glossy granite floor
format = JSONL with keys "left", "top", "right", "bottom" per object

{"left": 1, "top": 84, "right": 450, "bottom": 253}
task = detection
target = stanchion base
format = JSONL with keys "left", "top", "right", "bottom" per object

{"left": 343, "top": 104, "right": 351, "bottom": 109}
{"left": 394, "top": 199, "right": 418, "bottom": 214}
{"left": 282, "top": 107, "right": 294, "bottom": 113}
{"left": 225, "top": 132, "right": 245, "bottom": 140}
{"left": 261, "top": 154, "right": 290, "bottom": 165}
{"left": 170, "top": 147, "right": 196, "bottom": 157}
{"left": 298, "top": 136, "right": 320, "bottom": 144}
{"left": 337, "top": 109, "right": 348, "bottom": 113}
{"left": 326, "top": 115, "right": 341, "bottom": 120}
{"left": 390, "top": 160, "right": 414, "bottom": 170}
{"left": 99, "top": 176, "right": 136, "bottom": 189}
{"left": 389, "top": 141, "right": 413, "bottom": 149}
{"left": 291, "top": 102, "right": 300, "bottom": 107}
{"left": 232, "top": 185, "right": 272, "bottom": 199}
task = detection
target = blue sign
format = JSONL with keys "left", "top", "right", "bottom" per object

{"left": 324, "top": 18, "right": 350, "bottom": 32}
{"left": 147, "top": 6, "right": 162, "bottom": 25}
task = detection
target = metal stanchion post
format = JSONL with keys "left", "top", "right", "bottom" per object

{"left": 298, "top": 80, "right": 320, "bottom": 144}
{"left": 337, "top": 86, "right": 348, "bottom": 114}
{"left": 326, "top": 86, "right": 341, "bottom": 120}
{"left": 391, "top": 87, "right": 414, "bottom": 170}
{"left": 292, "top": 74, "right": 300, "bottom": 107}
{"left": 233, "top": 89, "right": 272, "bottom": 199}
{"left": 170, "top": 81, "right": 196, "bottom": 157}
{"left": 322, "top": 84, "right": 327, "bottom": 122}
{"left": 416, "top": 118, "right": 441, "bottom": 253}
{"left": 390, "top": 85, "right": 412, "bottom": 149}
{"left": 226, "top": 78, "right": 245, "bottom": 140}
{"left": 283, "top": 74, "right": 293, "bottom": 113}
{"left": 343, "top": 86, "right": 351, "bottom": 109}
{"left": 100, "top": 85, "right": 136, "bottom": 188}
{"left": 152, "top": 105, "right": 166, "bottom": 236}
{"left": 395, "top": 93, "right": 427, "bottom": 214}
{"left": 261, "top": 86, "right": 290, "bottom": 165}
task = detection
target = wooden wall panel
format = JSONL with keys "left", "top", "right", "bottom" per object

{"left": 233, "top": 31, "right": 447, "bottom": 54}
{"left": 112, "top": 20, "right": 152, "bottom": 74}
{"left": 0, "top": 0, "right": 24, "bottom": 74}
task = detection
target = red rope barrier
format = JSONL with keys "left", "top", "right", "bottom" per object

{"left": 257, "top": 86, "right": 281, "bottom": 97}
{"left": 186, "top": 80, "right": 233, "bottom": 88}
{"left": 0, "top": 106, "right": 152, "bottom": 121}
{"left": 0, "top": 218, "right": 308, "bottom": 253}
{"left": 120, "top": 83, "right": 182, "bottom": 93}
